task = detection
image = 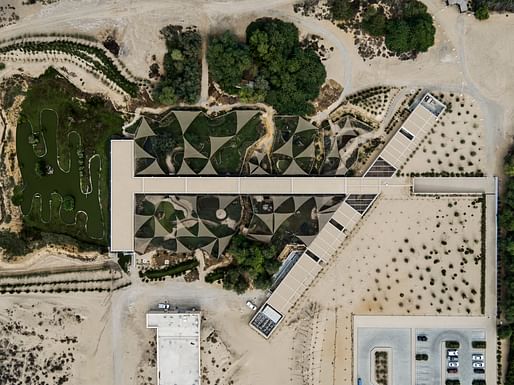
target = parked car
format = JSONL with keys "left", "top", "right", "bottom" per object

{"left": 417, "top": 335, "right": 428, "bottom": 341}
{"left": 447, "top": 368, "right": 458, "bottom": 374}
{"left": 448, "top": 356, "right": 459, "bottom": 362}
{"left": 473, "top": 362, "right": 485, "bottom": 368}
{"left": 448, "top": 362, "right": 459, "bottom": 368}
{"left": 447, "top": 350, "right": 459, "bottom": 357}
{"left": 246, "top": 300, "right": 257, "bottom": 311}
{"left": 474, "top": 368, "right": 485, "bottom": 374}
{"left": 472, "top": 354, "right": 484, "bottom": 361}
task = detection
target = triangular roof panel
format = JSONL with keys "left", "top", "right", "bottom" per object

{"left": 236, "top": 110, "right": 258, "bottom": 133}
{"left": 174, "top": 111, "right": 200, "bottom": 133}
{"left": 137, "top": 160, "right": 165, "bottom": 175}
{"left": 296, "top": 142, "right": 316, "bottom": 159}
{"left": 296, "top": 117, "right": 316, "bottom": 133}
{"left": 210, "top": 136, "right": 233, "bottom": 154}
{"left": 284, "top": 160, "right": 308, "bottom": 175}
{"left": 135, "top": 118, "right": 156, "bottom": 139}
{"left": 183, "top": 138, "right": 207, "bottom": 159}
{"left": 134, "top": 142, "right": 155, "bottom": 159}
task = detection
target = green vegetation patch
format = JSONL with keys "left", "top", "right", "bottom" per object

{"left": 0, "top": 40, "right": 139, "bottom": 96}
{"left": 207, "top": 18, "right": 326, "bottom": 115}
{"left": 153, "top": 25, "right": 202, "bottom": 104}
{"left": 205, "top": 235, "right": 280, "bottom": 293}
{"left": 474, "top": 0, "right": 512, "bottom": 13}
{"left": 142, "top": 258, "right": 199, "bottom": 279}
{"left": 14, "top": 68, "right": 123, "bottom": 244}
{"left": 329, "top": 0, "right": 436, "bottom": 55}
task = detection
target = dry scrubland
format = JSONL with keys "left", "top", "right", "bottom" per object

{"left": 401, "top": 93, "right": 486, "bottom": 175}
{"left": 0, "top": 294, "right": 112, "bottom": 385}
{"left": 280, "top": 195, "right": 483, "bottom": 385}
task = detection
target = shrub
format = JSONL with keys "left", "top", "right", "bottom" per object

{"left": 328, "top": 0, "right": 359, "bottom": 20}
{"left": 475, "top": 4, "right": 489, "bottom": 20}
{"left": 499, "top": 324, "right": 513, "bottom": 339}
{"left": 62, "top": 195, "right": 75, "bottom": 211}
{"left": 11, "top": 185, "right": 24, "bottom": 206}
{"left": 143, "top": 259, "right": 199, "bottom": 279}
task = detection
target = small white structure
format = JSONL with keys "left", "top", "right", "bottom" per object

{"left": 146, "top": 310, "right": 201, "bottom": 385}
{"left": 447, "top": 0, "right": 468, "bottom": 12}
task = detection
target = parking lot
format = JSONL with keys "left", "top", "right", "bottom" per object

{"left": 356, "top": 328, "right": 412, "bottom": 385}
{"left": 415, "top": 328, "right": 486, "bottom": 385}
{"left": 354, "top": 317, "right": 490, "bottom": 385}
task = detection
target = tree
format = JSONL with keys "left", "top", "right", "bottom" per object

{"left": 408, "top": 13, "right": 436, "bottom": 52}
{"left": 34, "top": 159, "right": 48, "bottom": 177}
{"left": 157, "top": 86, "right": 177, "bottom": 105}
{"left": 207, "top": 31, "right": 252, "bottom": 93}
{"left": 385, "top": 19, "right": 411, "bottom": 53}
{"left": 329, "top": 0, "right": 359, "bottom": 20}
{"left": 153, "top": 25, "right": 202, "bottom": 105}
{"left": 361, "top": 6, "right": 387, "bottom": 36}
{"left": 498, "top": 324, "right": 513, "bottom": 339}
{"left": 62, "top": 195, "right": 75, "bottom": 211}
{"left": 207, "top": 18, "right": 326, "bottom": 115}
{"left": 11, "top": 185, "right": 24, "bottom": 206}
{"left": 475, "top": 4, "right": 490, "bottom": 20}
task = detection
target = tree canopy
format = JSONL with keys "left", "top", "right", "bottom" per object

{"left": 329, "top": 0, "right": 359, "bottom": 20}
{"left": 207, "top": 18, "right": 326, "bottom": 115}
{"left": 329, "top": 0, "right": 436, "bottom": 55}
{"left": 361, "top": 6, "right": 387, "bottom": 36}
{"left": 153, "top": 25, "right": 202, "bottom": 105}
{"left": 206, "top": 235, "right": 281, "bottom": 293}
{"left": 384, "top": 0, "right": 435, "bottom": 54}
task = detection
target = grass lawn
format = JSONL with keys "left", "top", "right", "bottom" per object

{"left": 15, "top": 67, "right": 123, "bottom": 244}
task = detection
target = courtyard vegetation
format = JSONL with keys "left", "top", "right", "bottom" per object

{"left": 206, "top": 235, "right": 280, "bottom": 293}
{"left": 152, "top": 25, "right": 202, "bottom": 104}
{"left": 207, "top": 18, "right": 326, "bottom": 115}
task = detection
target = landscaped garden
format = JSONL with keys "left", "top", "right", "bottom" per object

{"left": 0, "top": 38, "right": 140, "bottom": 96}
{"left": 13, "top": 67, "right": 123, "bottom": 244}
{"left": 134, "top": 110, "right": 264, "bottom": 175}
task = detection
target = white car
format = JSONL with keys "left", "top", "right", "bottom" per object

{"left": 448, "top": 362, "right": 459, "bottom": 368}
{"left": 246, "top": 300, "right": 257, "bottom": 311}
{"left": 447, "top": 350, "right": 459, "bottom": 357}
{"left": 473, "top": 362, "right": 485, "bottom": 368}
{"left": 472, "top": 354, "right": 484, "bottom": 361}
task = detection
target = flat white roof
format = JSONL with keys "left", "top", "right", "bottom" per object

{"left": 146, "top": 311, "right": 201, "bottom": 385}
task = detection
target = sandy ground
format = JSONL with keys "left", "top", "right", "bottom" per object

{"left": 0, "top": 293, "right": 113, "bottom": 385}
{"left": 301, "top": 194, "right": 484, "bottom": 385}
{"left": 402, "top": 92, "right": 486, "bottom": 175}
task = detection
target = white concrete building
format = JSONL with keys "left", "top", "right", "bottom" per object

{"left": 146, "top": 310, "right": 201, "bottom": 385}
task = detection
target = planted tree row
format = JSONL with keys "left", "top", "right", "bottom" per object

{"left": 0, "top": 39, "right": 140, "bottom": 96}
{"left": 141, "top": 258, "right": 199, "bottom": 279}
